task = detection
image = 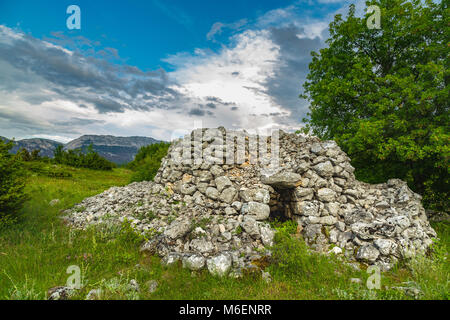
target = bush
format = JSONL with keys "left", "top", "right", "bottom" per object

{"left": 53, "top": 144, "right": 115, "bottom": 171}
{"left": 301, "top": 0, "right": 449, "bottom": 212}
{"left": 0, "top": 139, "right": 27, "bottom": 217}
{"left": 127, "top": 142, "right": 170, "bottom": 182}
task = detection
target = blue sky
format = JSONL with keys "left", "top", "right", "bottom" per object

{"left": 0, "top": 0, "right": 366, "bottom": 141}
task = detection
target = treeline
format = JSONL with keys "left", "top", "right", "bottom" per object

{"left": 53, "top": 145, "right": 115, "bottom": 171}
{"left": 17, "top": 144, "right": 116, "bottom": 171}
{"left": 127, "top": 142, "right": 170, "bottom": 182}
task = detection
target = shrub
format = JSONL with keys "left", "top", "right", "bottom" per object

{"left": 53, "top": 144, "right": 115, "bottom": 171}
{"left": 301, "top": 0, "right": 449, "bottom": 212}
{"left": 17, "top": 148, "right": 42, "bottom": 162}
{"left": 0, "top": 139, "right": 27, "bottom": 217}
{"left": 127, "top": 142, "right": 170, "bottom": 182}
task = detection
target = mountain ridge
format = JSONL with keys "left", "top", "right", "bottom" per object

{"left": 1, "top": 134, "right": 161, "bottom": 164}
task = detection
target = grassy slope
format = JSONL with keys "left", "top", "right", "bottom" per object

{"left": 0, "top": 164, "right": 448, "bottom": 300}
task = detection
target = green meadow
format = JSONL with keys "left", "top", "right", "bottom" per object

{"left": 0, "top": 164, "right": 448, "bottom": 300}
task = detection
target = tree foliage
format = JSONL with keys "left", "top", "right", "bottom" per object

{"left": 53, "top": 144, "right": 115, "bottom": 171}
{"left": 127, "top": 142, "right": 170, "bottom": 182}
{"left": 0, "top": 139, "right": 27, "bottom": 217}
{"left": 301, "top": 0, "right": 449, "bottom": 211}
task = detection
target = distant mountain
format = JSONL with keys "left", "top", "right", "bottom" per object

{"left": 1, "top": 137, "right": 63, "bottom": 158}
{"left": 64, "top": 135, "right": 161, "bottom": 164}
{"left": 2, "top": 135, "right": 161, "bottom": 164}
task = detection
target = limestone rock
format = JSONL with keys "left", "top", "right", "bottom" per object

{"left": 241, "top": 202, "right": 270, "bottom": 220}
{"left": 207, "top": 253, "right": 232, "bottom": 276}
{"left": 261, "top": 171, "right": 302, "bottom": 188}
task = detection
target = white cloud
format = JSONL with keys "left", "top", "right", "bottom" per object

{"left": 0, "top": 0, "right": 366, "bottom": 141}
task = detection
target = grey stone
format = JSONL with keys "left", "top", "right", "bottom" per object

{"left": 180, "top": 184, "right": 197, "bottom": 195}
{"left": 182, "top": 254, "right": 206, "bottom": 271}
{"left": 207, "top": 253, "right": 232, "bottom": 276}
{"left": 205, "top": 187, "right": 220, "bottom": 200}
{"left": 260, "top": 225, "right": 275, "bottom": 246}
{"left": 49, "top": 199, "right": 60, "bottom": 206}
{"left": 190, "top": 238, "right": 214, "bottom": 253}
{"left": 215, "top": 176, "right": 233, "bottom": 192}
{"left": 356, "top": 244, "right": 380, "bottom": 263}
{"left": 164, "top": 219, "right": 191, "bottom": 240}
{"left": 86, "top": 289, "right": 102, "bottom": 300}
{"left": 261, "top": 171, "right": 302, "bottom": 188}
{"left": 221, "top": 187, "right": 237, "bottom": 204}
{"left": 294, "top": 201, "right": 320, "bottom": 216}
{"left": 317, "top": 188, "right": 336, "bottom": 202}
{"left": 313, "top": 161, "right": 334, "bottom": 177}
{"left": 128, "top": 279, "right": 140, "bottom": 292}
{"left": 261, "top": 271, "right": 272, "bottom": 283}
{"left": 48, "top": 286, "right": 74, "bottom": 300}
{"left": 147, "top": 280, "right": 158, "bottom": 293}
{"left": 161, "top": 253, "right": 181, "bottom": 266}
{"left": 241, "top": 202, "right": 270, "bottom": 220}
{"left": 241, "top": 217, "right": 260, "bottom": 239}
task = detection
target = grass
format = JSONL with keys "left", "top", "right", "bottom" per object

{"left": 0, "top": 163, "right": 448, "bottom": 300}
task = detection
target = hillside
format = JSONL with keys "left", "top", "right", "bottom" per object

{"left": 64, "top": 135, "right": 161, "bottom": 164}
{"left": 1, "top": 135, "right": 161, "bottom": 164}
{"left": 1, "top": 136, "right": 63, "bottom": 158}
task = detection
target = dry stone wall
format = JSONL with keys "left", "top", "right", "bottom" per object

{"left": 64, "top": 128, "right": 437, "bottom": 275}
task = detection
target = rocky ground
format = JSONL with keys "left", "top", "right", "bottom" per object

{"left": 63, "top": 128, "right": 437, "bottom": 276}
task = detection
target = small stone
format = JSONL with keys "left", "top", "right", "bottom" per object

{"left": 128, "top": 279, "right": 140, "bottom": 292}
{"left": 182, "top": 254, "right": 206, "bottom": 271}
{"left": 260, "top": 225, "right": 275, "bottom": 246}
{"left": 164, "top": 219, "right": 191, "bottom": 240}
{"left": 221, "top": 187, "right": 237, "bottom": 204}
{"left": 207, "top": 254, "right": 232, "bottom": 277}
{"left": 161, "top": 252, "right": 181, "bottom": 266}
{"left": 215, "top": 176, "right": 233, "bottom": 192}
{"left": 356, "top": 244, "right": 380, "bottom": 263}
{"left": 206, "top": 187, "right": 220, "bottom": 200}
{"left": 210, "top": 165, "right": 224, "bottom": 177}
{"left": 146, "top": 280, "right": 158, "bottom": 294}
{"left": 313, "top": 161, "right": 334, "bottom": 177}
{"left": 241, "top": 202, "right": 270, "bottom": 220}
{"left": 224, "top": 206, "right": 237, "bottom": 215}
{"left": 231, "top": 201, "right": 242, "bottom": 211}
{"left": 317, "top": 188, "right": 336, "bottom": 202}
{"left": 180, "top": 184, "right": 197, "bottom": 195}
{"left": 241, "top": 216, "right": 260, "bottom": 239}
{"left": 294, "top": 201, "right": 320, "bottom": 216}
{"left": 49, "top": 199, "right": 60, "bottom": 206}
{"left": 47, "top": 286, "right": 74, "bottom": 300}
{"left": 190, "top": 238, "right": 214, "bottom": 253}
{"left": 86, "top": 289, "right": 102, "bottom": 300}
{"left": 328, "top": 246, "right": 343, "bottom": 255}
{"left": 261, "top": 271, "right": 272, "bottom": 283}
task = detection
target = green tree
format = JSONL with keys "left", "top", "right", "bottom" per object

{"left": 127, "top": 142, "right": 170, "bottom": 182}
{"left": 301, "top": 0, "right": 449, "bottom": 211}
{"left": 53, "top": 144, "right": 115, "bottom": 170}
{"left": 0, "top": 139, "right": 27, "bottom": 217}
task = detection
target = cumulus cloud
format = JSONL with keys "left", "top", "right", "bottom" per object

{"left": 0, "top": 0, "right": 365, "bottom": 141}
